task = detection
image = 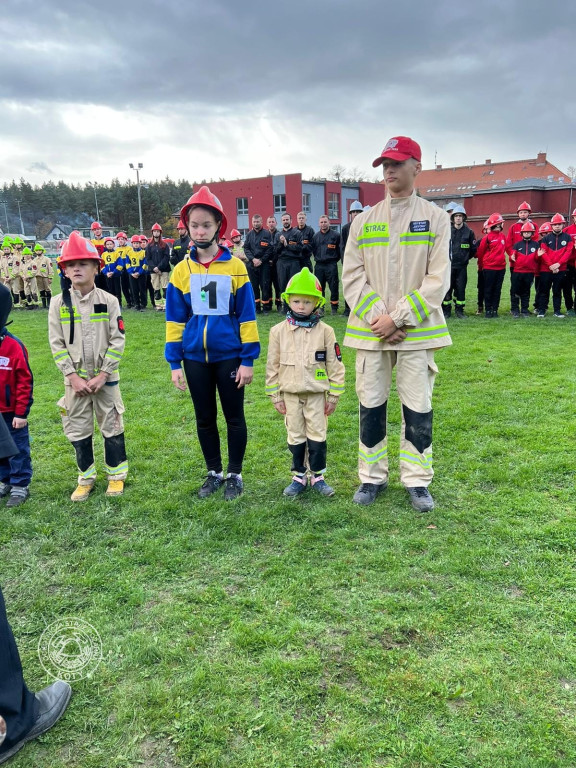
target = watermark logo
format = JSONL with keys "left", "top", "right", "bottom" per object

{"left": 38, "top": 617, "right": 102, "bottom": 682}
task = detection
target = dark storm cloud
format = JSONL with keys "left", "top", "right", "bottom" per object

{"left": 2, "top": 0, "right": 576, "bottom": 181}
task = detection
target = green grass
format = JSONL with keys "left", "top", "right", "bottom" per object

{"left": 2, "top": 275, "right": 576, "bottom": 767}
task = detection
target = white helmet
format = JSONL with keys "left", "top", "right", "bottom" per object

{"left": 451, "top": 204, "right": 467, "bottom": 219}
{"left": 445, "top": 201, "right": 458, "bottom": 212}
{"left": 363, "top": 205, "right": 371, "bottom": 212}
{"left": 349, "top": 201, "right": 363, "bottom": 213}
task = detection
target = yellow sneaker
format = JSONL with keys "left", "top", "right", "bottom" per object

{"left": 106, "top": 479, "right": 124, "bottom": 497}
{"left": 71, "top": 484, "right": 94, "bottom": 502}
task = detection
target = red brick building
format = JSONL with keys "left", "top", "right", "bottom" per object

{"left": 192, "top": 174, "right": 385, "bottom": 236}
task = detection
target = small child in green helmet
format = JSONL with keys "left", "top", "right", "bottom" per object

{"left": 265, "top": 267, "right": 345, "bottom": 497}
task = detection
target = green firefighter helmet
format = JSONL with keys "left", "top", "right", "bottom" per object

{"left": 22, "top": 246, "right": 33, "bottom": 255}
{"left": 11, "top": 236, "right": 24, "bottom": 246}
{"left": 281, "top": 267, "right": 325, "bottom": 308}
{"left": 34, "top": 242, "right": 45, "bottom": 252}
{"left": 1, "top": 236, "right": 13, "bottom": 249}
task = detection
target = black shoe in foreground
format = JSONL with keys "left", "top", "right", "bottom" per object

{"left": 224, "top": 473, "right": 243, "bottom": 501}
{"left": 0, "top": 681, "right": 71, "bottom": 765}
{"left": 198, "top": 471, "right": 223, "bottom": 499}
{"left": 353, "top": 482, "right": 387, "bottom": 505}
{"left": 407, "top": 486, "right": 435, "bottom": 512}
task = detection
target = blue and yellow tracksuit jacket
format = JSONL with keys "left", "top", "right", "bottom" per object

{"left": 126, "top": 247, "right": 147, "bottom": 275}
{"left": 102, "top": 248, "right": 124, "bottom": 276}
{"left": 165, "top": 247, "right": 260, "bottom": 369}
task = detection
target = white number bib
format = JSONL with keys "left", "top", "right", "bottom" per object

{"left": 189, "top": 273, "right": 231, "bottom": 315}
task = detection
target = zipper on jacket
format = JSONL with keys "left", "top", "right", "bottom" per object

{"left": 204, "top": 317, "right": 209, "bottom": 362}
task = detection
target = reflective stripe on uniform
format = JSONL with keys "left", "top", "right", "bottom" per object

{"left": 359, "top": 447, "right": 388, "bottom": 464}
{"left": 406, "top": 290, "right": 429, "bottom": 322}
{"left": 345, "top": 324, "right": 381, "bottom": 342}
{"left": 354, "top": 292, "right": 380, "bottom": 319}
{"left": 399, "top": 232, "right": 436, "bottom": 246}
{"left": 400, "top": 450, "right": 432, "bottom": 468}
{"left": 404, "top": 324, "right": 449, "bottom": 341}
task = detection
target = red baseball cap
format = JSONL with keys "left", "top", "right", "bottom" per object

{"left": 372, "top": 136, "right": 422, "bottom": 167}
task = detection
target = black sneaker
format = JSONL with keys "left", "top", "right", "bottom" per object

{"left": 224, "top": 473, "right": 243, "bottom": 500}
{"left": 283, "top": 476, "right": 307, "bottom": 497}
{"left": 353, "top": 482, "right": 387, "bottom": 505}
{"left": 0, "top": 481, "right": 12, "bottom": 498}
{"left": 407, "top": 486, "right": 435, "bottom": 512}
{"left": 6, "top": 487, "right": 29, "bottom": 508}
{"left": 198, "top": 471, "right": 223, "bottom": 499}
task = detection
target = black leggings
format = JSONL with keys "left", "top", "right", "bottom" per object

{"left": 183, "top": 358, "right": 247, "bottom": 475}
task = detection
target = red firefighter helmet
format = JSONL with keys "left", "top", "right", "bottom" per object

{"left": 116, "top": 231, "right": 128, "bottom": 240}
{"left": 140, "top": 235, "right": 148, "bottom": 243}
{"left": 520, "top": 222, "right": 536, "bottom": 233}
{"left": 151, "top": 222, "right": 162, "bottom": 232}
{"left": 550, "top": 213, "right": 566, "bottom": 225}
{"left": 482, "top": 219, "right": 490, "bottom": 231}
{"left": 572, "top": 208, "right": 576, "bottom": 218}
{"left": 539, "top": 222, "right": 552, "bottom": 235}
{"left": 130, "top": 234, "right": 141, "bottom": 244}
{"left": 90, "top": 221, "right": 102, "bottom": 231}
{"left": 104, "top": 237, "right": 115, "bottom": 245}
{"left": 230, "top": 229, "right": 241, "bottom": 238}
{"left": 180, "top": 186, "right": 228, "bottom": 237}
{"left": 517, "top": 201, "right": 531, "bottom": 212}
{"left": 487, "top": 212, "right": 504, "bottom": 228}
{"left": 222, "top": 239, "right": 234, "bottom": 249}
{"left": 57, "top": 231, "right": 104, "bottom": 269}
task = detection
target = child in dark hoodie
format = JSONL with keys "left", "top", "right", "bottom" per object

{"left": 0, "top": 283, "right": 33, "bottom": 506}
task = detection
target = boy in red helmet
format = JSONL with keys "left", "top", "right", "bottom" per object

{"left": 536, "top": 214, "right": 572, "bottom": 317}
{"left": 509, "top": 222, "right": 539, "bottom": 317}
{"left": 127, "top": 234, "right": 148, "bottom": 311}
{"left": 49, "top": 231, "right": 128, "bottom": 500}
{"left": 562, "top": 208, "right": 576, "bottom": 315}
{"left": 115, "top": 232, "right": 133, "bottom": 309}
{"left": 476, "top": 213, "right": 507, "bottom": 317}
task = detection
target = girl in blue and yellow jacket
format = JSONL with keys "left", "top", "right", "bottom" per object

{"left": 101, "top": 237, "right": 124, "bottom": 306}
{"left": 165, "top": 186, "right": 259, "bottom": 501}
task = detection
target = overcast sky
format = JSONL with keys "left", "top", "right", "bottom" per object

{"left": 2, "top": 0, "right": 575, "bottom": 187}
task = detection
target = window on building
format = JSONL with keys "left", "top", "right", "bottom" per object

{"left": 236, "top": 197, "right": 249, "bottom": 215}
{"left": 302, "top": 193, "right": 311, "bottom": 213}
{"left": 328, "top": 192, "right": 340, "bottom": 219}
{"left": 274, "top": 194, "right": 286, "bottom": 214}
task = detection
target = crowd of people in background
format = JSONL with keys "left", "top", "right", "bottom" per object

{"left": 443, "top": 200, "right": 576, "bottom": 319}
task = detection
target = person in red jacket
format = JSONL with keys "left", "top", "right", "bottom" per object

{"left": 562, "top": 208, "right": 576, "bottom": 315}
{"left": 476, "top": 213, "right": 506, "bottom": 317}
{"left": 505, "top": 201, "right": 535, "bottom": 254}
{"left": 536, "top": 213, "right": 573, "bottom": 317}
{"left": 0, "top": 284, "right": 33, "bottom": 507}
{"left": 474, "top": 219, "right": 489, "bottom": 314}
{"left": 509, "top": 222, "right": 539, "bottom": 317}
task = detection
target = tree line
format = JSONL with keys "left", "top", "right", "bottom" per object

{"left": 0, "top": 177, "right": 195, "bottom": 239}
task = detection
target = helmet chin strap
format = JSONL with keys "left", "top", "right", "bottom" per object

{"left": 192, "top": 230, "right": 219, "bottom": 250}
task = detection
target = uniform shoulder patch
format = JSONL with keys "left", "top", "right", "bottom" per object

{"left": 315, "top": 350, "right": 327, "bottom": 362}
{"left": 334, "top": 342, "right": 342, "bottom": 361}
{"left": 118, "top": 316, "right": 125, "bottom": 334}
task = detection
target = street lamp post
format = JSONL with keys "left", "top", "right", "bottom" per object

{"left": 15, "top": 200, "right": 24, "bottom": 235}
{"left": 0, "top": 201, "right": 8, "bottom": 232}
{"left": 129, "top": 163, "right": 144, "bottom": 234}
{"left": 87, "top": 182, "right": 100, "bottom": 222}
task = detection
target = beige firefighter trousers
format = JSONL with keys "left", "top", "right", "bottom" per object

{"left": 283, "top": 391, "right": 327, "bottom": 444}
{"left": 151, "top": 272, "right": 169, "bottom": 291}
{"left": 355, "top": 348, "right": 438, "bottom": 487}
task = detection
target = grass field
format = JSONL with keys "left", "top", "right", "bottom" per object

{"left": 2, "top": 275, "right": 576, "bottom": 767}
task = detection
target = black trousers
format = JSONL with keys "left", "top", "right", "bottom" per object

{"left": 562, "top": 264, "right": 576, "bottom": 311}
{"left": 183, "top": 357, "right": 247, "bottom": 475}
{"left": 270, "top": 260, "right": 282, "bottom": 307}
{"left": 536, "top": 271, "right": 565, "bottom": 314}
{"left": 277, "top": 259, "right": 303, "bottom": 295}
{"left": 477, "top": 270, "right": 485, "bottom": 310}
{"left": 121, "top": 270, "right": 133, "bottom": 307}
{"left": 483, "top": 269, "right": 505, "bottom": 312}
{"left": 444, "top": 265, "right": 468, "bottom": 306}
{"left": 129, "top": 274, "right": 147, "bottom": 309}
{"left": 510, "top": 272, "right": 534, "bottom": 313}
{"left": 247, "top": 262, "right": 271, "bottom": 312}
{"left": 0, "top": 587, "right": 37, "bottom": 756}
{"left": 103, "top": 272, "right": 122, "bottom": 305}
{"left": 315, "top": 262, "right": 339, "bottom": 308}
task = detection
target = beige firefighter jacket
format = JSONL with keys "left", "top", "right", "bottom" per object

{"left": 342, "top": 191, "right": 452, "bottom": 351}
{"left": 48, "top": 286, "right": 125, "bottom": 383}
{"left": 266, "top": 320, "right": 345, "bottom": 404}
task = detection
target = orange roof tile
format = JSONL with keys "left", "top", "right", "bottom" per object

{"left": 417, "top": 153, "right": 569, "bottom": 197}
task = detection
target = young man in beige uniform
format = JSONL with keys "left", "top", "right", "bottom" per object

{"left": 342, "top": 136, "right": 451, "bottom": 512}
